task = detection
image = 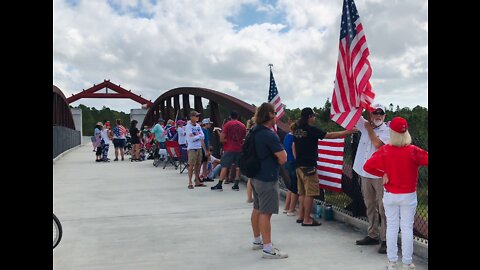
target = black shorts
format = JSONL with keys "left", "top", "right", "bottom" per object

{"left": 113, "top": 139, "right": 126, "bottom": 148}
{"left": 220, "top": 151, "right": 241, "bottom": 168}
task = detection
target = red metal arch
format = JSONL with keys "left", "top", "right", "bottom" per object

{"left": 142, "top": 87, "right": 289, "bottom": 135}
{"left": 53, "top": 85, "right": 76, "bottom": 129}
{"left": 66, "top": 80, "right": 153, "bottom": 107}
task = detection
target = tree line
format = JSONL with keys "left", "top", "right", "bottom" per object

{"left": 72, "top": 104, "right": 131, "bottom": 136}
{"left": 282, "top": 99, "right": 428, "bottom": 150}
{"left": 73, "top": 101, "right": 428, "bottom": 150}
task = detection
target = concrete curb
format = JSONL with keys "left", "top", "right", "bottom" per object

{"left": 53, "top": 144, "right": 83, "bottom": 164}
{"left": 240, "top": 175, "right": 428, "bottom": 262}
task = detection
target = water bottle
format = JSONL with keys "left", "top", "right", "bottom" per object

{"left": 324, "top": 204, "right": 333, "bottom": 221}
{"left": 315, "top": 203, "right": 322, "bottom": 219}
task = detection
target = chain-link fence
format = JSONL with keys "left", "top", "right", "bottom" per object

{"left": 279, "top": 132, "right": 428, "bottom": 240}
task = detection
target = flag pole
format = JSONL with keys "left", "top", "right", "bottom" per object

{"left": 174, "top": 110, "right": 179, "bottom": 127}
{"left": 268, "top": 63, "right": 278, "bottom": 133}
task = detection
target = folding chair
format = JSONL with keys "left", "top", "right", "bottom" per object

{"left": 163, "top": 140, "right": 180, "bottom": 169}
{"left": 178, "top": 146, "right": 188, "bottom": 173}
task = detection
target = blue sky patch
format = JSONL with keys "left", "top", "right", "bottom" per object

{"left": 65, "top": 0, "right": 80, "bottom": 7}
{"left": 227, "top": 1, "right": 289, "bottom": 33}
{"left": 107, "top": 0, "right": 154, "bottom": 19}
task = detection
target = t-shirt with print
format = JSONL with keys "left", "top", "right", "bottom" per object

{"left": 353, "top": 116, "right": 390, "bottom": 178}
{"left": 222, "top": 119, "right": 246, "bottom": 152}
{"left": 185, "top": 121, "right": 204, "bottom": 150}
{"left": 253, "top": 125, "right": 285, "bottom": 182}
{"left": 112, "top": 125, "right": 127, "bottom": 139}
{"left": 293, "top": 123, "right": 326, "bottom": 167}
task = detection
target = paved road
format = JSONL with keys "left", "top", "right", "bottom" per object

{"left": 53, "top": 142, "right": 428, "bottom": 270}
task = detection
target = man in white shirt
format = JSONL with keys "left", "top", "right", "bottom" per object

{"left": 353, "top": 103, "right": 390, "bottom": 254}
{"left": 185, "top": 111, "right": 208, "bottom": 189}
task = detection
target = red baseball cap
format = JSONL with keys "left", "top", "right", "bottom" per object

{"left": 389, "top": 117, "right": 408, "bottom": 133}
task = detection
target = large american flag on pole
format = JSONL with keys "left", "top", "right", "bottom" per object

{"left": 330, "top": 0, "right": 375, "bottom": 130}
{"left": 317, "top": 138, "right": 345, "bottom": 192}
{"left": 268, "top": 65, "right": 285, "bottom": 120}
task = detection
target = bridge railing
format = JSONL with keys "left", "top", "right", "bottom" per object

{"left": 53, "top": 126, "right": 81, "bottom": 159}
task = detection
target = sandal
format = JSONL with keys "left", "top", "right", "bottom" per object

{"left": 194, "top": 183, "right": 207, "bottom": 187}
{"left": 296, "top": 219, "right": 303, "bottom": 223}
{"left": 188, "top": 184, "right": 194, "bottom": 189}
{"left": 301, "top": 220, "right": 322, "bottom": 226}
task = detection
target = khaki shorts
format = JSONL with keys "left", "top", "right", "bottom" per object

{"left": 187, "top": 149, "right": 202, "bottom": 165}
{"left": 296, "top": 167, "right": 319, "bottom": 196}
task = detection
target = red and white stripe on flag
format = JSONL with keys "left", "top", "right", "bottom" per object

{"left": 330, "top": 0, "right": 375, "bottom": 130}
{"left": 270, "top": 94, "right": 285, "bottom": 120}
{"left": 317, "top": 138, "right": 345, "bottom": 192}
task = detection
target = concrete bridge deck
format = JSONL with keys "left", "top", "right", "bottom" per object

{"left": 53, "top": 141, "right": 428, "bottom": 270}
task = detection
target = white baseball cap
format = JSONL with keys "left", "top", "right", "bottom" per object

{"left": 371, "top": 103, "right": 386, "bottom": 112}
{"left": 202, "top": 118, "right": 213, "bottom": 124}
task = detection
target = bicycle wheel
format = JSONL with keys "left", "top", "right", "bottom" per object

{"left": 53, "top": 213, "right": 63, "bottom": 249}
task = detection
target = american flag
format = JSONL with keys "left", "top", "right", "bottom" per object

{"left": 330, "top": 0, "right": 375, "bottom": 130}
{"left": 317, "top": 138, "right": 345, "bottom": 192}
{"left": 268, "top": 66, "right": 285, "bottom": 121}
{"left": 113, "top": 125, "right": 127, "bottom": 137}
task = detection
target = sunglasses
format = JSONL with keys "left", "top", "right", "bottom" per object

{"left": 271, "top": 111, "right": 277, "bottom": 115}
{"left": 372, "top": 111, "right": 385, "bottom": 116}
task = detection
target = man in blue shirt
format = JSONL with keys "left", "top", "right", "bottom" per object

{"left": 151, "top": 119, "right": 166, "bottom": 149}
{"left": 200, "top": 118, "right": 214, "bottom": 182}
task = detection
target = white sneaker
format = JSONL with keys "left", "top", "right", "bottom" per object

{"left": 252, "top": 242, "right": 263, "bottom": 250}
{"left": 386, "top": 261, "right": 397, "bottom": 270}
{"left": 402, "top": 263, "right": 415, "bottom": 269}
{"left": 262, "top": 248, "right": 288, "bottom": 259}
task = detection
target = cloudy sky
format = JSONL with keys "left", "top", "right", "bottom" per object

{"left": 54, "top": 0, "right": 427, "bottom": 113}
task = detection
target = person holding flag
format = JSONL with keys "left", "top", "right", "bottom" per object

{"left": 352, "top": 104, "right": 390, "bottom": 254}
{"left": 326, "top": 0, "right": 389, "bottom": 253}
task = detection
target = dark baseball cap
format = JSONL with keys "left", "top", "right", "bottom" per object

{"left": 301, "top": 107, "right": 317, "bottom": 118}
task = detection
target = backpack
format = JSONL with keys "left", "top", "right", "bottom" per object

{"left": 238, "top": 126, "right": 265, "bottom": 178}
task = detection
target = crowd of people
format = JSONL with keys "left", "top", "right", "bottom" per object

{"left": 91, "top": 102, "right": 428, "bottom": 268}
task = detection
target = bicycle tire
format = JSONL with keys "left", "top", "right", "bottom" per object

{"left": 53, "top": 213, "right": 63, "bottom": 249}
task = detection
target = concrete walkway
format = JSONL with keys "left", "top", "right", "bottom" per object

{"left": 53, "top": 141, "right": 428, "bottom": 270}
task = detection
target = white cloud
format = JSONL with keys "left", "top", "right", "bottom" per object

{"left": 54, "top": 0, "right": 427, "bottom": 114}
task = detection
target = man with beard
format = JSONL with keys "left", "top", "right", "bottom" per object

{"left": 353, "top": 103, "right": 390, "bottom": 254}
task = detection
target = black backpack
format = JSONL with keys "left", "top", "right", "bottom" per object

{"left": 239, "top": 126, "right": 264, "bottom": 178}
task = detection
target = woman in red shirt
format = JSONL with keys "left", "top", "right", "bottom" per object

{"left": 363, "top": 117, "right": 428, "bottom": 270}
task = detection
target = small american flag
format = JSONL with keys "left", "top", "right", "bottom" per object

{"left": 268, "top": 66, "right": 285, "bottom": 121}
{"left": 317, "top": 138, "right": 345, "bottom": 192}
{"left": 330, "top": 0, "right": 375, "bottom": 130}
